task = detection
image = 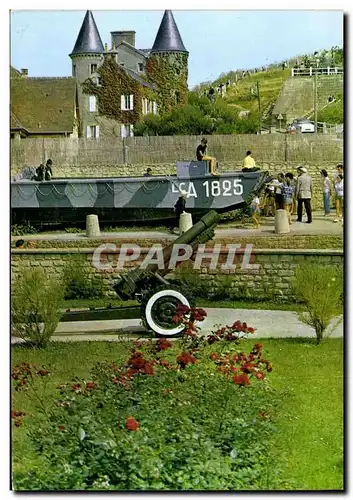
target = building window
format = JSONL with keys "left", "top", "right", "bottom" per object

{"left": 138, "top": 63, "right": 144, "bottom": 72}
{"left": 121, "top": 124, "right": 134, "bottom": 138}
{"left": 96, "top": 77, "right": 102, "bottom": 86}
{"left": 153, "top": 102, "right": 157, "bottom": 115}
{"left": 73, "top": 64, "right": 76, "bottom": 76}
{"left": 87, "top": 125, "right": 99, "bottom": 138}
{"left": 121, "top": 94, "right": 134, "bottom": 111}
{"left": 175, "top": 91, "right": 180, "bottom": 105}
{"left": 90, "top": 64, "right": 98, "bottom": 74}
{"left": 89, "top": 96, "right": 97, "bottom": 112}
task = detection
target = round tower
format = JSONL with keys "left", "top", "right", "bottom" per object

{"left": 146, "top": 10, "right": 189, "bottom": 114}
{"left": 69, "top": 10, "right": 104, "bottom": 137}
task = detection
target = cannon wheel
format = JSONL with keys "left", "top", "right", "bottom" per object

{"left": 141, "top": 285, "right": 195, "bottom": 337}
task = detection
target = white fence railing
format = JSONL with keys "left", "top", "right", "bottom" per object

{"left": 291, "top": 67, "right": 344, "bottom": 77}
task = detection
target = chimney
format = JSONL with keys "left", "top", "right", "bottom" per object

{"left": 21, "top": 68, "right": 28, "bottom": 76}
{"left": 111, "top": 31, "right": 136, "bottom": 48}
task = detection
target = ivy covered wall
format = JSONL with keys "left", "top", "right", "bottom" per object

{"left": 82, "top": 56, "right": 143, "bottom": 125}
{"left": 145, "top": 52, "right": 188, "bottom": 114}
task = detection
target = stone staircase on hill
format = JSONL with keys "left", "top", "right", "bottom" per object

{"left": 272, "top": 75, "right": 343, "bottom": 125}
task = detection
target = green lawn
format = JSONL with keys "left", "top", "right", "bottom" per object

{"left": 12, "top": 338, "right": 343, "bottom": 490}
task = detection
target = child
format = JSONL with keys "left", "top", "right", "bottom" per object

{"left": 282, "top": 176, "right": 294, "bottom": 225}
{"left": 250, "top": 193, "right": 262, "bottom": 229}
{"left": 334, "top": 174, "right": 344, "bottom": 223}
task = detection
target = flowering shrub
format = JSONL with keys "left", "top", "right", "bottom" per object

{"left": 12, "top": 311, "right": 281, "bottom": 491}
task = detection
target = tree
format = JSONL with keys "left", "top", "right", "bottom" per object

{"left": 291, "top": 263, "right": 343, "bottom": 345}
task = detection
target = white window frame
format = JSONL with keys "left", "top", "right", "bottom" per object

{"left": 121, "top": 124, "right": 134, "bottom": 138}
{"left": 87, "top": 125, "right": 99, "bottom": 139}
{"left": 153, "top": 102, "right": 157, "bottom": 115}
{"left": 89, "top": 95, "right": 96, "bottom": 112}
{"left": 121, "top": 94, "right": 134, "bottom": 111}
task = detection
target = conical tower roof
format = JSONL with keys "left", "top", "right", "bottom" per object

{"left": 151, "top": 10, "right": 187, "bottom": 53}
{"left": 70, "top": 10, "right": 104, "bottom": 56}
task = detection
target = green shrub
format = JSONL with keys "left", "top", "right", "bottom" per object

{"left": 11, "top": 224, "right": 37, "bottom": 236}
{"left": 12, "top": 322, "right": 281, "bottom": 491}
{"left": 11, "top": 268, "right": 64, "bottom": 348}
{"left": 291, "top": 263, "right": 343, "bottom": 344}
{"left": 62, "top": 262, "right": 103, "bottom": 300}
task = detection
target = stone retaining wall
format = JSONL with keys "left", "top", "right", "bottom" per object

{"left": 11, "top": 247, "right": 343, "bottom": 301}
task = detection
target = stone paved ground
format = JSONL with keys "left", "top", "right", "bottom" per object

{"left": 11, "top": 308, "right": 343, "bottom": 343}
{"left": 11, "top": 211, "right": 343, "bottom": 242}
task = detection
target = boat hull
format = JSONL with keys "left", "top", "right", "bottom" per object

{"left": 11, "top": 171, "right": 267, "bottom": 225}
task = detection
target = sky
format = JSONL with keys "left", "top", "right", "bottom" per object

{"left": 10, "top": 10, "right": 343, "bottom": 88}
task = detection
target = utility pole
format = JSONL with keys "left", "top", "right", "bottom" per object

{"left": 256, "top": 81, "right": 261, "bottom": 134}
{"left": 314, "top": 60, "right": 319, "bottom": 134}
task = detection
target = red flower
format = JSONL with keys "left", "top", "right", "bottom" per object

{"left": 37, "top": 369, "right": 49, "bottom": 376}
{"left": 176, "top": 351, "right": 197, "bottom": 369}
{"left": 12, "top": 410, "right": 26, "bottom": 418}
{"left": 207, "top": 335, "right": 218, "bottom": 345}
{"left": 176, "top": 304, "right": 190, "bottom": 316}
{"left": 172, "top": 314, "right": 183, "bottom": 324}
{"left": 210, "top": 352, "right": 219, "bottom": 361}
{"left": 259, "top": 410, "right": 267, "bottom": 418}
{"left": 266, "top": 364, "right": 273, "bottom": 372}
{"left": 255, "top": 371, "right": 265, "bottom": 380}
{"left": 248, "top": 327, "right": 255, "bottom": 334}
{"left": 72, "top": 383, "right": 81, "bottom": 392}
{"left": 143, "top": 362, "right": 154, "bottom": 376}
{"left": 125, "top": 416, "right": 140, "bottom": 431}
{"left": 233, "top": 373, "right": 250, "bottom": 386}
{"left": 159, "top": 360, "right": 169, "bottom": 368}
{"left": 20, "top": 378, "right": 27, "bottom": 386}
{"left": 86, "top": 381, "right": 97, "bottom": 391}
{"left": 241, "top": 362, "right": 255, "bottom": 374}
{"left": 156, "top": 339, "right": 172, "bottom": 351}
{"left": 58, "top": 425, "right": 65, "bottom": 431}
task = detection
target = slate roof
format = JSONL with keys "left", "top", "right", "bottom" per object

{"left": 123, "top": 67, "right": 157, "bottom": 90}
{"left": 10, "top": 110, "right": 25, "bottom": 131}
{"left": 71, "top": 10, "right": 104, "bottom": 56}
{"left": 117, "top": 40, "right": 148, "bottom": 59}
{"left": 138, "top": 48, "right": 151, "bottom": 55}
{"left": 10, "top": 77, "right": 77, "bottom": 133}
{"left": 151, "top": 10, "right": 187, "bottom": 53}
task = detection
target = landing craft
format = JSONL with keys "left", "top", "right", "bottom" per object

{"left": 11, "top": 161, "right": 269, "bottom": 227}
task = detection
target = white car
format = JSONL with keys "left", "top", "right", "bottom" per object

{"left": 291, "top": 118, "right": 315, "bottom": 133}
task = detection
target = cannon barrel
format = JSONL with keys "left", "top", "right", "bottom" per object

{"left": 113, "top": 210, "right": 221, "bottom": 299}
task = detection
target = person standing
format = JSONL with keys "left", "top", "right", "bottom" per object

{"left": 333, "top": 174, "right": 344, "bottom": 223}
{"left": 196, "top": 138, "right": 218, "bottom": 175}
{"left": 321, "top": 169, "right": 331, "bottom": 216}
{"left": 282, "top": 176, "right": 294, "bottom": 224}
{"left": 273, "top": 173, "right": 285, "bottom": 210}
{"left": 250, "top": 192, "right": 262, "bottom": 229}
{"left": 295, "top": 167, "right": 313, "bottom": 223}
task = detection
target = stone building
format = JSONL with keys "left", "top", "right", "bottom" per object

{"left": 10, "top": 10, "right": 189, "bottom": 140}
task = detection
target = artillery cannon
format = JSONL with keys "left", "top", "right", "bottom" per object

{"left": 61, "top": 210, "right": 220, "bottom": 337}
